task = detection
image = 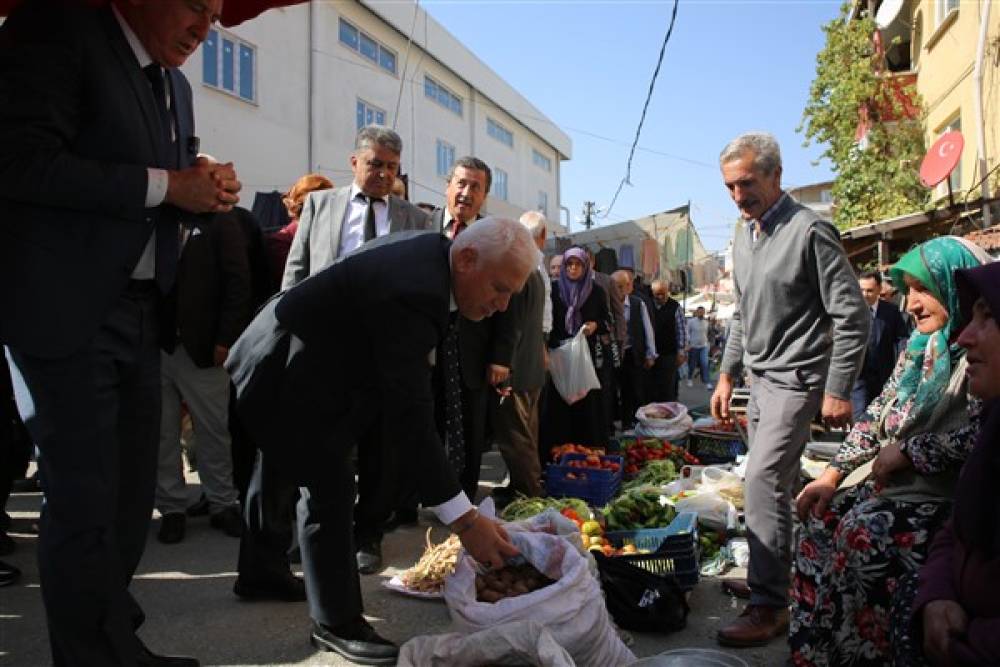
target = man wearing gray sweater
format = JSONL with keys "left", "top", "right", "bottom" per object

{"left": 710, "top": 133, "right": 868, "bottom": 648}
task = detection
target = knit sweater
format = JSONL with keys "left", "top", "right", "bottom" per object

{"left": 719, "top": 195, "right": 868, "bottom": 399}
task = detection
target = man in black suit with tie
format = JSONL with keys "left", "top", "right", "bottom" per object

{"left": 0, "top": 1, "right": 240, "bottom": 664}
{"left": 226, "top": 218, "right": 536, "bottom": 664}
{"left": 852, "top": 270, "right": 909, "bottom": 419}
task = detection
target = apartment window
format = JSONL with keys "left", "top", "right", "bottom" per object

{"left": 820, "top": 189, "right": 833, "bottom": 204}
{"left": 537, "top": 191, "right": 548, "bottom": 218}
{"left": 356, "top": 99, "right": 387, "bottom": 130}
{"left": 532, "top": 149, "right": 552, "bottom": 172}
{"left": 935, "top": 0, "right": 959, "bottom": 26}
{"left": 436, "top": 139, "right": 456, "bottom": 178}
{"left": 487, "top": 118, "right": 513, "bottom": 148}
{"left": 202, "top": 28, "right": 256, "bottom": 103}
{"left": 338, "top": 18, "right": 397, "bottom": 75}
{"left": 494, "top": 168, "right": 509, "bottom": 202}
{"left": 424, "top": 76, "right": 463, "bottom": 116}
{"left": 938, "top": 115, "right": 962, "bottom": 196}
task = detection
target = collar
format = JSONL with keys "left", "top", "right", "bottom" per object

{"left": 112, "top": 5, "right": 153, "bottom": 69}
{"left": 755, "top": 192, "right": 789, "bottom": 232}
{"left": 349, "top": 183, "right": 388, "bottom": 206}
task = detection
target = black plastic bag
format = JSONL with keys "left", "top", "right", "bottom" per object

{"left": 594, "top": 553, "right": 690, "bottom": 633}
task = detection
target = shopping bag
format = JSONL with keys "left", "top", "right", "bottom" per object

{"left": 548, "top": 329, "right": 601, "bottom": 405}
{"left": 398, "top": 620, "right": 575, "bottom": 667}
{"left": 594, "top": 552, "right": 690, "bottom": 633}
{"left": 634, "top": 402, "right": 693, "bottom": 441}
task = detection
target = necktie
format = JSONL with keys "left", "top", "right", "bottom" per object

{"left": 143, "top": 63, "right": 179, "bottom": 293}
{"left": 363, "top": 195, "right": 377, "bottom": 242}
{"left": 451, "top": 220, "right": 466, "bottom": 239}
{"left": 143, "top": 64, "right": 173, "bottom": 156}
{"left": 441, "top": 314, "right": 465, "bottom": 476}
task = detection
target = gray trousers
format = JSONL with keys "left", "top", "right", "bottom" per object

{"left": 492, "top": 388, "right": 543, "bottom": 498}
{"left": 156, "top": 345, "right": 238, "bottom": 515}
{"left": 744, "top": 368, "right": 823, "bottom": 608}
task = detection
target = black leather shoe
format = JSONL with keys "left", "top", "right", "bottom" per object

{"left": 234, "top": 573, "right": 306, "bottom": 602}
{"left": 135, "top": 638, "right": 199, "bottom": 666}
{"left": 356, "top": 540, "right": 382, "bottom": 575}
{"left": 0, "top": 559, "right": 21, "bottom": 587}
{"left": 209, "top": 507, "right": 243, "bottom": 538}
{"left": 383, "top": 508, "right": 419, "bottom": 532}
{"left": 310, "top": 619, "right": 397, "bottom": 665}
{"left": 185, "top": 494, "right": 210, "bottom": 517}
{"left": 157, "top": 513, "right": 186, "bottom": 544}
{"left": 0, "top": 532, "right": 15, "bottom": 556}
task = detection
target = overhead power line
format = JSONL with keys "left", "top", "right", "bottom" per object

{"left": 602, "top": 0, "right": 680, "bottom": 219}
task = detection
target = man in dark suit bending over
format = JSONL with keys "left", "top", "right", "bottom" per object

{"left": 226, "top": 218, "right": 536, "bottom": 664}
{"left": 0, "top": 1, "right": 240, "bottom": 665}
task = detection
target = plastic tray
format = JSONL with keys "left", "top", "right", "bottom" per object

{"left": 604, "top": 511, "right": 700, "bottom": 591}
{"left": 545, "top": 453, "right": 623, "bottom": 507}
{"left": 687, "top": 432, "right": 746, "bottom": 465}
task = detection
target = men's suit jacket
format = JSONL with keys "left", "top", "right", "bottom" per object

{"left": 861, "top": 299, "right": 909, "bottom": 401}
{"left": 0, "top": 2, "right": 197, "bottom": 358}
{"left": 281, "top": 186, "right": 431, "bottom": 289}
{"left": 226, "top": 231, "right": 461, "bottom": 504}
{"left": 162, "top": 211, "right": 253, "bottom": 369}
{"left": 593, "top": 270, "right": 627, "bottom": 345}
{"left": 490, "top": 269, "right": 545, "bottom": 392}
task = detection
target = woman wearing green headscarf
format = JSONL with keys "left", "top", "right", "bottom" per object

{"left": 789, "top": 236, "right": 992, "bottom": 666}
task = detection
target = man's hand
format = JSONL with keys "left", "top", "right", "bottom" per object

{"left": 454, "top": 512, "right": 520, "bottom": 570}
{"left": 676, "top": 351, "right": 686, "bottom": 365}
{"left": 643, "top": 357, "right": 655, "bottom": 370}
{"left": 166, "top": 161, "right": 241, "bottom": 214}
{"left": 821, "top": 394, "right": 852, "bottom": 429}
{"left": 487, "top": 364, "right": 510, "bottom": 387}
{"left": 710, "top": 373, "right": 733, "bottom": 422}
{"left": 922, "top": 600, "right": 967, "bottom": 666}
{"left": 795, "top": 468, "right": 840, "bottom": 521}
{"left": 872, "top": 441, "right": 913, "bottom": 488}
{"left": 213, "top": 345, "right": 229, "bottom": 367}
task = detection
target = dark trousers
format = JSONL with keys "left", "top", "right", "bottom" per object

{"left": 238, "top": 449, "right": 299, "bottom": 583}
{"left": 459, "top": 384, "right": 489, "bottom": 501}
{"left": 617, "top": 350, "right": 647, "bottom": 427}
{"left": 648, "top": 352, "right": 679, "bottom": 402}
{"left": 6, "top": 286, "right": 160, "bottom": 665}
{"left": 353, "top": 428, "right": 391, "bottom": 544}
{"left": 597, "top": 362, "right": 617, "bottom": 435}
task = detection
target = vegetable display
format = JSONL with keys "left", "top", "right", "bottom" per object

{"left": 399, "top": 529, "right": 461, "bottom": 593}
{"left": 621, "top": 438, "right": 699, "bottom": 476}
{"left": 499, "top": 496, "right": 591, "bottom": 522}
{"left": 621, "top": 459, "right": 678, "bottom": 491}
{"left": 474, "top": 563, "right": 555, "bottom": 603}
{"left": 602, "top": 486, "right": 677, "bottom": 531}
{"left": 549, "top": 443, "right": 605, "bottom": 461}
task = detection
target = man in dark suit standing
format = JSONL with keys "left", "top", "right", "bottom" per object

{"left": 852, "top": 270, "right": 909, "bottom": 419}
{"left": 0, "top": 1, "right": 240, "bottom": 664}
{"left": 226, "top": 219, "right": 536, "bottom": 664}
{"left": 648, "top": 279, "right": 686, "bottom": 402}
{"left": 612, "top": 270, "right": 658, "bottom": 428}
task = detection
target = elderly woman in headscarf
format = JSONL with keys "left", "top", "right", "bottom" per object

{"left": 541, "top": 246, "right": 610, "bottom": 450}
{"left": 900, "top": 260, "right": 1000, "bottom": 667}
{"left": 789, "top": 236, "right": 992, "bottom": 667}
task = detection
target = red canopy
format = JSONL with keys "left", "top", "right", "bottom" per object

{"left": 0, "top": 0, "right": 306, "bottom": 27}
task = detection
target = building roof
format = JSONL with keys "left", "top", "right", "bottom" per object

{"left": 365, "top": 1, "right": 572, "bottom": 160}
{"left": 965, "top": 224, "right": 1000, "bottom": 252}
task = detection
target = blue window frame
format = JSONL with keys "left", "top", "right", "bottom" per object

{"left": 494, "top": 168, "right": 509, "bottom": 202}
{"left": 239, "top": 44, "right": 254, "bottom": 101}
{"left": 339, "top": 19, "right": 359, "bottom": 50}
{"left": 202, "top": 29, "right": 218, "bottom": 87}
{"left": 379, "top": 46, "right": 396, "bottom": 75}
{"left": 532, "top": 149, "right": 552, "bottom": 172}
{"left": 425, "top": 76, "right": 463, "bottom": 117}
{"left": 436, "top": 139, "right": 455, "bottom": 178}
{"left": 487, "top": 118, "right": 513, "bottom": 148}
{"left": 359, "top": 32, "right": 378, "bottom": 63}
{"left": 201, "top": 29, "right": 256, "bottom": 103}
{"left": 357, "top": 99, "right": 387, "bottom": 130}
{"left": 339, "top": 18, "right": 396, "bottom": 76}
{"left": 221, "top": 38, "right": 234, "bottom": 92}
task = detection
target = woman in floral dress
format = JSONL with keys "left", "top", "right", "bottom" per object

{"left": 789, "top": 236, "right": 992, "bottom": 666}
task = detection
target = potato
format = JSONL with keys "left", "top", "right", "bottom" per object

{"left": 478, "top": 588, "right": 503, "bottom": 603}
{"left": 475, "top": 576, "right": 486, "bottom": 592}
{"left": 510, "top": 581, "right": 530, "bottom": 596}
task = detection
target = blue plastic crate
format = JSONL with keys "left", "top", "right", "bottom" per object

{"left": 603, "top": 512, "right": 700, "bottom": 591}
{"left": 545, "top": 453, "right": 623, "bottom": 507}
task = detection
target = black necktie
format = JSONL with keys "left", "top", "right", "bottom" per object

{"left": 142, "top": 63, "right": 180, "bottom": 293}
{"left": 363, "top": 195, "right": 378, "bottom": 242}
{"left": 143, "top": 64, "right": 173, "bottom": 159}
{"left": 441, "top": 314, "right": 465, "bottom": 476}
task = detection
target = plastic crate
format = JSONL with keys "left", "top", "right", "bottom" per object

{"left": 603, "top": 511, "right": 700, "bottom": 591}
{"left": 687, "top": 432, "right": 746, "bottom": 465}
{"left": 545, "top": 453, "right": 623, "bottom": 507}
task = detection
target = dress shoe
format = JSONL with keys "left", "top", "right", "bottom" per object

{"left": 185, "top": 494, "right": 210, "bottom": 517}
{"left": 157, "top": 513, "right": 186, "bottom": 544}
{"left": 135, "top": 638, "right": 199, "bottom": 666}
{"left": 234, "top": 573, "right": 306, "bottom": 602}
{"left": 0, "top": 559, "right": 21, "bottom": 587}
{"left": 356, "top": 540, "right": 382, "bottom": 575}
{"left": 721, "top": 578, "right": 752, "bottom": 599}
{"left": 311, "top": 618, "right": 398, "bottom": 665}
{"left": 717, "top": 604, "right": 790, "bottom": 648}
{"left": 0, "top": 532, "right": 16, "bottom": 556}
{"left": 209, "top": 506, "right": 243, "bottom": 537}
{"left": 11, "top": 473, "right": 40, "bottom": 493}
{"left": 383, "top": 508, "right": 419, "bottom": 532}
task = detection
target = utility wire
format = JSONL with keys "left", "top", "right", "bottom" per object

{"left": 602, "top": 0, "right": 680, "bottom": 219}
{"left": 393, "top": 0, "right": 421, "bottom": 129}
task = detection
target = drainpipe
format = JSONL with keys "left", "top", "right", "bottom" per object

{"left": 560, "top": 205, "right": 571, "bottom": 234}
{"left": 308, "top": 0, "right": 319, "bottom": 173}
{"left": 973, "top": 0, "right": 993, "bottom": 228}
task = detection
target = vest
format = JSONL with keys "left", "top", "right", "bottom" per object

{"left": 652, "top": 298, "right": 679, "bottom": 355}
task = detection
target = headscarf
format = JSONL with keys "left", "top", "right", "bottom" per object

{"left": 557, "top": 247, "right": 594, "bottom": 336}
{"left": 886, "top": 236, "right": 991, "bottom": 432}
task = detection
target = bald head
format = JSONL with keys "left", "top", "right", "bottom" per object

{"left": 611, "top": 270, "right": 633, "bottom": 300}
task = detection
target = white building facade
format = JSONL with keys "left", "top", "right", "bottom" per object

{"left": 179, "top": 0, "right": 571, "bottom": 231}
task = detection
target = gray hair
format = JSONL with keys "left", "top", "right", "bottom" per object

{"left": 650, "top": 279, "right": 667, "bottom": 292}
{"left": 719, "top": 132, "right": 782, "bottom": 175}
{"left": 519, "top": 210, "right": 548, "bottom": 240}
{"left": 447, "top": 156, "right": 491, "bottom": 194}
{"left": 452, "top": 216, "right": 540, "bottom": 274}
{"left": 355, "top": 125, "right": 403, "bottom": 155}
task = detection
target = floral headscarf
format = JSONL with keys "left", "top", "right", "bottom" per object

{"left": 557, "top": 247, "right": 593, "bottom": 335}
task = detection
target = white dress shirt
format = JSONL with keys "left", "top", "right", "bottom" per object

{"left": 338, "top": 184, "right": 391, "bottom": 257}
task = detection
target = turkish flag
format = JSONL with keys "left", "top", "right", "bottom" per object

{"left": 0, "top": 0, "right": 307, "bottom": 27}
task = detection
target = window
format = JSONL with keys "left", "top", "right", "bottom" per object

{"left": 436, "top": 139, "right": 455, "bottom": 178}
{"left": 935, "top": 0, "right": 959, "bottom": 26}
{"left": 356, "top": 99, "right": 387, "bottom": 130}
{"left": 338, "top": 18, "right": 397, "bottom": 75}
{"left": 424, "top": 76, "right": 463, "bottom": 116}
{"left": 487, "top": 118, "right": 513, "bottom": 148}
{"left": 532, "top": 149, "right": 552, "bottom": 172}
{"left": 819, "top": 189, "right": 833, "bottom": 204}
{"left": 537, "top": 191, "right": 548, "bottom": 218}
{"left": 937, "top": 115, "right": 962, "bottom": 196}
{"left": 494, "top": 168, "right": 509, "bottom": 202}
{"left": 202, "top": 28, "right": 256, "bottom": 103}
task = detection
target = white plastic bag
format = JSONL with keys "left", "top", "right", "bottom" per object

{"left": 444, "top": 531, "right": 634, "bottom": 667}
{"left": 548, "top": 329, "right": 601, "bottom": 405}
{"left": 673, "top": 489, "right": 738, "bottom": 532}
{"left": 634, "top": 402, "right": 693, "bottom": 441}
{"left": 398, "top": 620, "right": 575, "bottom": 667}
{"left": 700, "top": 466, "right": 745, "bottom": 510}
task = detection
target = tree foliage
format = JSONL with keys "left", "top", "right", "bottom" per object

{"left": 800, "top": 2, "right": 929, "bottom": 229}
